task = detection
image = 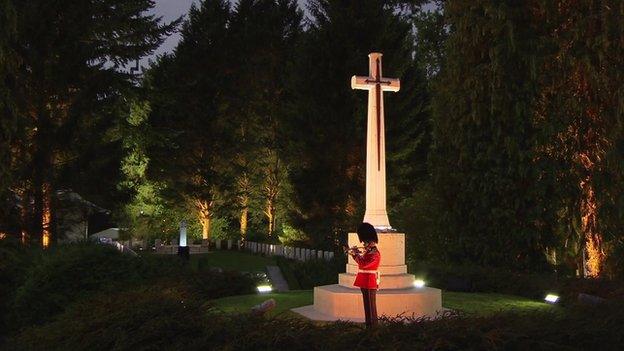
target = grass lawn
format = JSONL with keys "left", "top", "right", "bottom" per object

{"left": 189, "top": 251, "right": 276, "bottom": 273}
{"left": 211, "top": 290, "right": 313, "bottom": 317}
{"left": 210, "top": 290, "right": 558, "bottom": 318}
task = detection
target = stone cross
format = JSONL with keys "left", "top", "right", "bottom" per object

{"left": 351, "top": 53, "right": 400, "bottom": 230}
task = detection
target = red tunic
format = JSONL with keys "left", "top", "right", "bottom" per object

{"left": 352, "top": 247, "right": 381, "bottom": 289}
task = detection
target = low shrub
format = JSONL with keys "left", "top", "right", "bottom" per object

{"left": 8, "top": 243, "right": 257, "bottom": 331}
{"left": 11, "top": 287, "right": 212, "bottom": 351}
{"left": 276, "top": 255, "right": 346, "bottom": 290}
{"left": 10, "top": 297, "right": 624, "bottom": 350}
{"left": 410, "top": 261, "right": 624, "bottom": 304}
{"left": 12, "top": 243, "right": 146, "bottom": 327}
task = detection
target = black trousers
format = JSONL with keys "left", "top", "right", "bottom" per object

{"left": 360, "top": 288, "right": 378, "bottom": 328}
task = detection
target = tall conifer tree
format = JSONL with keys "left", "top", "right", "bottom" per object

{"left": 7, "top": 0, "right": 177, "bottom": 246}
{"left": 431, "top": 1, "right": 550, "bottom": 269}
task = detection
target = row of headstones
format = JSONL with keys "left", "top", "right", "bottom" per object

{"left": 240, "top": 241, "right": 335, "bottom": 262}
{"left": 154, "top": 239, "right": 235, "bottom": 251}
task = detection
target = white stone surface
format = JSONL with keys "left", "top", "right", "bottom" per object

{"left": 292, "top": 284, "right": 442, "bottom": 321}
{"left": 351, "top": 52, "right": 400, "bottom": 230}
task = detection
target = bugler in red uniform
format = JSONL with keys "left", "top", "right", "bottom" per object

{"left": 348, "top": 222, "right": 380, "bottom": 328}
{"left": 352, "top": 245, "right": 381, "bottom": 289}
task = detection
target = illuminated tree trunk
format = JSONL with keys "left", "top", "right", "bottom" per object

{"left": 196, "top": 199, "right": 213, "bottom": 240}
{"left": 41, "top": 182, "right": 52, "bottom": 248}
{"left": 237, "top": 173, "right": 250, "bottom": 240}
{"left": 579, "top": 154, "right": 604, "bottom": 277}
{"left": 263, "top": 155, "right": 281, "bottom": 238}
{"left": 264, "top": 197, "right": 276, "bottom": 238}
{"left": 240, "top": 206, "right": 248, "bottom": 239}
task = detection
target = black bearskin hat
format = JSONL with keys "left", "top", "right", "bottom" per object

{"left": 356, "top": 222, "right": 378, "bottom": 243}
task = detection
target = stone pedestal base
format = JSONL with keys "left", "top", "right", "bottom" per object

{"left": 292, "top": 284, "right": 442, "bottom": 321}
{"left": 292, "top": 231, "right": 443, "bottom": 322}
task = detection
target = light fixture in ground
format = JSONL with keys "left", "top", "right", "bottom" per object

{"left": 544, "top": 294, "right": 559, "bottom": 303}
{"left": 413, "top": 279, "right": 426, "bottom": 288}
{"left": 257, "top": 285, "right": 273, "bottom": 293}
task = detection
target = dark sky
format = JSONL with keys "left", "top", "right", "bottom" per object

{"left": 144, "top": 0, "right": 306, "bottom": 66}
{"left": 145, "top": 0, "right": 434, "bottom": 68}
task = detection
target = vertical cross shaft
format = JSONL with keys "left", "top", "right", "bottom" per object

{"left": 351, "top": 53, "right": 400, "bottom": 230}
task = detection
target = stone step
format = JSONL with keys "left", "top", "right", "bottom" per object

{"left": 266, "top": 265, "right": 290, "bottom": 292}
{"left": 307, "top": 284, "right": 442, "bottom": 320}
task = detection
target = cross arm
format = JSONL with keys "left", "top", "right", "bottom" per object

{"left": 351, "top": 75, "right": 372, "bottom": 90}
{"left": 381, "top": 78, "right": 400, "bottom": 92}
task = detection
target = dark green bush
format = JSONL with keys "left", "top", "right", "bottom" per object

{"left": 12, "top": 243, "right": 146, "bottom": 327}
{"left": 276, "top": 255, "right": 346, "bottom": 290}
{"left": 409, "top": 261, "right": 624, "bottom": 304}
{"left": 10, "top": 297, "right": 624, "bottom": 350}
{"left": 11, "top": 287, "right": 212, "bottom": 351}
{"left": 8, "top": 243, "right": 256, "bottom": 330}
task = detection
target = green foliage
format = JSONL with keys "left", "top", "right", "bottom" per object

{"left": 188, "top": 251, "right": 275, "bottom": 274}
{"left": 12, "top": 243, "right": 147, "bottom": 327}
{"left": 410, "top": 260, "right": 624, "bottom": 305}
{"left": 8, "top": 244, "right": 256, "bottom": 330}
{"left": 212, "top": 290, "right": 557, "bottom": 317}
{"left": 430, "top": 1, "right": 551, "bottom": 270}
{"left": 0, "top": 239, "right": 38, "bottom": 339}
{"left": 11, "top": 287, "right": 210, "bottom": 351}
{"left": 11, "top": 298, "right": 624, "bottom": 350}
{"left": 4, "top": 0, "right": 179, "bottom": 243}
{"left": 394, "top": 181, "right": 446, "bottom": 262}
{"left": 275, "top": 255, "right": 346, "bottom": 290}
{"left": 210, "top": 217, "right": 235, "bottom": 240}
{"left": 278, "top": 223, "right": 309, "bottom": 246}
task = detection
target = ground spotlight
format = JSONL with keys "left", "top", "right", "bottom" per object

{"left": 544, "top": 294, "right": 559, "bottom": 303}
{"left": 257, "top": 285, "right": 273, "bottom": 293}
{"left": 413, "top": 279, "right": 426, "bottom": 288}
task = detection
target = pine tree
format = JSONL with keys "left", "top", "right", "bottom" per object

{"left": 431, "top": 1, "right": 550, "bottom": 269}
{"left": 146, "top": 0, "right": 233, "bottom": 241}
{"left": 227, "top": 0, "right": 303, "bottom": 240}
{"left": 8, "top": 0, "right": 178, "bottom": 247}
{"left": 0, "top": 0, "right": 18, "bottom": 237}
{"left": 535, "top": 0, "right": 624, "bottom": 277}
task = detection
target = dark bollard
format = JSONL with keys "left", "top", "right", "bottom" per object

{"left": 178, "top": 246, "right": 190, "bottom": 260}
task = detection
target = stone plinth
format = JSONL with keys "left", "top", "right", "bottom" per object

{"left": 292, "top": 232, "right": 443, "bottom": 321}
{"left": 292, "top": 284, "right": 441, "bottom": 321}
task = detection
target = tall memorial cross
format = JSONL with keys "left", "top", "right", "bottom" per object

{"left": 351, "top": 53, "right": 400, "bottom": 230}
{"left": 291, "top": 52, "right": 442, "bottom": 322}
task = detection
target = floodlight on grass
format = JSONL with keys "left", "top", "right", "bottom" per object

{"left": 413, "top": 279, "right": 426, "bottom": 288}
{"left": 544, "top": 294, "right": 559, "bottom": 303}
{"left": 257, "top": 285, "right": 273, "bottom": 293}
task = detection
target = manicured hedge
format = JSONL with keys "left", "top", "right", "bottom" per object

{"left": 410, "top": 261, "right": 624, "bottom": 304}
{"left": 10, "top": 297, "right": 624, "bottom": 350}
{"left": 2, "top": 243, "right": 256, "bottom": 336}
{"left": 275, "top": 255, "right": 346, "bottom": 289}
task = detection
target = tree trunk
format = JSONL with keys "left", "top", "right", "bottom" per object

{"left": 265, "top": 199, "right": 276, "bottom": 238}
{"left": 237, "top": 174, "right": 250, "bottom": 240}
{"left": 201, "top": 216, "right": 211, "bottom": 240}
{"left": 240, "top": 206, "right": 248, "bottom": 240}
{"left": 196, "top": 199, "right": 213, "bottom": 240}
{"left": 41, "top": 182, "right": 52, "bottom": 248}
{"left": 580, "top": 171, "right": 604, "bottom": 277}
